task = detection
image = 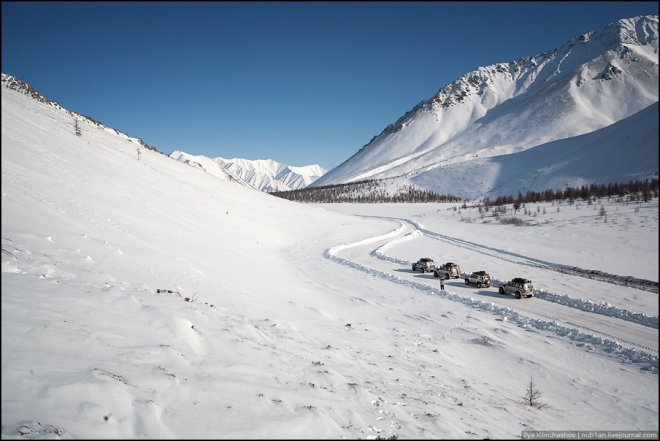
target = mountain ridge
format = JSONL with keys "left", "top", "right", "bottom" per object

{"left": 312, "top": 15, "right": 659, "bottom": 198}
{"left": 3, "top": 15, "right": 657, "bottom": 201}
{"left": 1, "top": 73, "right": 324, "bottom": 193}
{"left": 169, "top": 152, "right": 326, "bottom": 192}
{"left": 1, "top": 73, "right": 160, "bottom": 154}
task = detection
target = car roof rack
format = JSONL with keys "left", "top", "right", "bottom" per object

{"left": 512, "top": 277, "right": 531, "bottom": 284}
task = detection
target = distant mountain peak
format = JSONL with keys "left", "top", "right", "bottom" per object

{"left": 313, "top": 15, "right": 658, "bottom": 198}
{"left": 170, "top": 152, "right": 326, "bottom": 192}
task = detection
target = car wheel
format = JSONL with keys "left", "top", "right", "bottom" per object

{"left": 434, "top": 272, "right": 439, "bottom": 278}
{"left": 499, "top": 287, "right": 505, "bottom": 295}
{"left": 477, "top": 282, "right": 482, "bottom": 288}
{"left": 515, "top": 291, "right": 521, "bottom": 299}
{"left": 464, "top": 279, "right": 469, "bottom": 285}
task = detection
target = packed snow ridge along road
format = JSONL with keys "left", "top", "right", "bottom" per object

{"left": 402, "top": 218, "right": 659, "bottom": 294}
{"left": 325, "top": 217, "right": 659, "bottom": 365}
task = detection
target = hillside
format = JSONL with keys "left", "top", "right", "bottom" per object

{"left": 312, "top": 15, "right": 659, "bottom": 200}
{"left": 2, "top": 65, "right": 658, "bottom": 438}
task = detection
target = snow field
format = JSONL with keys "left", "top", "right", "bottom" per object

{"left": 2, "top": 81, "right": 658, "bottom": 438}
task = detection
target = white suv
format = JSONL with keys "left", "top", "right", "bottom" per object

{"left": 465, "top": 271, "right": 492, "bottom": 288}
{"left": 434, "top": 262, "right": 461, "bottom": 279}
{"left": 498, "top": 278, "right": 536, "bottom": 298}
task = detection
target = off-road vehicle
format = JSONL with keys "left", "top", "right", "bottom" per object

{"left": 434, "top": 262, "right": 461, "bottom": 279}
{"left": 465, "top": 271, "right": 492, "bottom": 288}
{"left": 498, "top": 278, "right": 536, "bottom": 298}
{"left": 412, "top": 258, "right": 436, "bottom": 273}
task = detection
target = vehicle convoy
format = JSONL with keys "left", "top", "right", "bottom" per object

{"left": 412, "top": 258, "right": 436, "bottom": 273}
{"left": 434, "top": 262, "right": 461, "bottom": 279}
{"left": 499, "top": 278, "right": 536, "bottom": 298}
{"left": 465, "top": 271, "right": 492, "bottom": 288}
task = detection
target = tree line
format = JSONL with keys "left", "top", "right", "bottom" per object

{"left": 271, "top": 177, "right": 658, "bottom": 204}
{"left": 483, "top": 178, "right": 659, "bottom": 208}
{"left": 271, "top": 180, "right": 461, "bottom": 203}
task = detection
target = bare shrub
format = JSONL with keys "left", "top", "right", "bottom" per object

{"left": 498, "top": 216, "right": 524, "bottom": 226}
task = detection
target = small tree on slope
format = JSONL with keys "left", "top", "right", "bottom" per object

{"left": 523, "top": 376, "right": 547, "bottom": 409}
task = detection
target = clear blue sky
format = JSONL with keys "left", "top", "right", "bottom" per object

{"left": 2, "top": 2, "right": 658, "bottom": 170}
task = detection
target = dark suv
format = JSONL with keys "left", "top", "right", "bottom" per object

{"left": 412, "top": 258, "right": 436, "bottom": 273}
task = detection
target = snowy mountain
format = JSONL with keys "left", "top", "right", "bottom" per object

{"left": 312, "top": 15, "right": 659, "bottom": 200}
{"left": 2, "top": 66, "right": 658, "bottom": 438}
{"left": 1, "top": 73, "right": 318, "bottom": 193}
{"left": 170, "top": 151, "right": 326, "bottom": 192}
{"left": 1, "top": 74, "right": 160, "bottom": 154}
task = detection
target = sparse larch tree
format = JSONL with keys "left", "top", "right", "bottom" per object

{"left": 523, "top": 376, "right": 547, "bottom": 409}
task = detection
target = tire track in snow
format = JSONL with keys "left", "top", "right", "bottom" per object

{"left": 367, "top": 216, "right": 658, "bottom": 330}
{"left": 324, "top": 221, "right": 658, "bottom": 370}
{"left": 404, "top": 217, "right": 658, "bottom": 294}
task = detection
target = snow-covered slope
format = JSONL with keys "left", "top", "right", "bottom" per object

{"left": 2, "top": 73, "right": 312, "bottom": 193}
{"left": 313, "top": 15, "right": 659, "bottom": 198}
{"left": 1, "top": 74, "right": 160, "bottom": 154}
{"left": 170, "top": 151, "right": 326, "bottom": 192}
{"left": 168, "top": 150, "right": 258, "bottom": 189}
{"left": 2, "top": 70, "right": 658, "bottom": 439}
{"left": 410, "top": 101, "right": 659, "bottom": 200}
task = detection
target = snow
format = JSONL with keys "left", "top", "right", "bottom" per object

{"left": 2, "top": 80, "right": 659, "bottom": 439}
{"left": 313, "top": 15, "right": 659, "bottom": 200}
{"left": 169, "top": 151, "right": 327, "bottom": 192}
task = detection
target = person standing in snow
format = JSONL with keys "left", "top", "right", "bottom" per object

{"left": 440, "top": 277, "right": 445, "bottom": 291}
